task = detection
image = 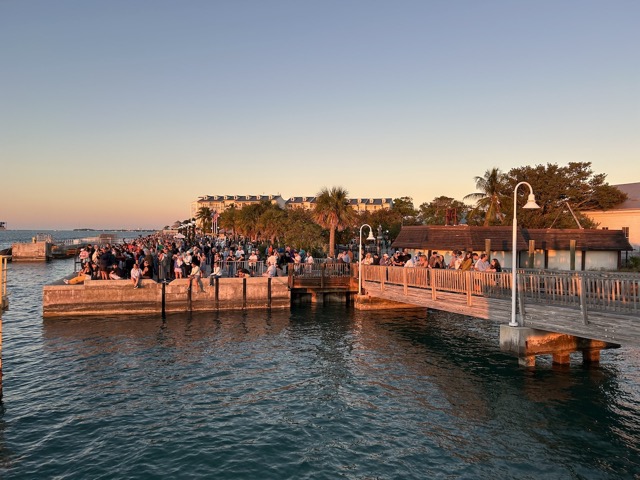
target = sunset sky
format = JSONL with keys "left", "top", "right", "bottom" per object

{"left": 1, "top": 1, "right": 638, "bottom": 230}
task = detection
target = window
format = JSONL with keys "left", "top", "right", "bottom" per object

{"left": 622, "top": 226, "right": 630, "bottom": 238}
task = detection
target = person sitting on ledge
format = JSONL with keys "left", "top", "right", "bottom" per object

{"left": 109, "top": 264, "right": 123, "bottom": 280}
{"left": 131, "top": 262, "right": 142, "bottom": 289}
{"left": 141, "top": 260, "right": 154, "bottom": 279}
{"left": 236, "top": 268, "right": 251, "bottom": 278}
{"left": 64, "top": 262, "right": 92, "bottom": 285}
{"left": 210, "top": 261, "right": 222, "bottom": 278}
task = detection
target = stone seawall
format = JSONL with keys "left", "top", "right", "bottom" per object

{"left": 12, "top": 241, "right": 52, "bottom": 261}
{"left": 43, "top": 277, "right": 291, "bottom": 318}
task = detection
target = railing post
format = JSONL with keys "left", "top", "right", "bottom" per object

{"left": 380, "top": 266, "right": 385, "bottom": 291}
{"left": 403, "top": 267, "right": 408, "bottom": 295}
{"left": 288, "top": 266, "right": 294, "bottom": 289}
{"left": 431, "top": 269, "right": 437, "bottom": 301}
{"left": 321, "top": 263, "right": 325, "bottom": 289}
{"left": 517, "top": 273, "right": 526, "bottom": 324}
{"left": 579, "top": 275, "right": 589, "bottom": 325}
{"left": 466, "top": 271, "right": 472, "bottom": 306}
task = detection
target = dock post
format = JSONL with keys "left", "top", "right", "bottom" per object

{"left": 243, "top": 277, "right": 247, "bottom": 309}
{"left": 0, "top": 312, "right": 3, "bottom": 400}
{"left": 161, "top": 281, "right": 166, "bottom": 319}
{"left": 215, "top": 277, "right": 219, "bottom": 309}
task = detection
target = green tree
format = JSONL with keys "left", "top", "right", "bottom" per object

{"left": 502, "top": 162, "right": 627, "bottom": 229}
{"left": 283, "top": 208, "right": 324, "bottom": 253}
{"left": 464, "top": 167, "right": 507, "bottom": 226}
{"left": 218, "top": 205, "right": 238, "bottom": 239}
{"left": 258, "top": 205, "right": 287, "bottom": 245}
{"left": 237, "top": 203, "right": 265, "bottom": 241}
{"left": 418, "top": 196, "right": 469, "bottom": 225}
{"left": 313, "top": 186, "right": 356, "bottom": 257}
{"left": 392, "top": 196, "right": 419, "bottom": 222}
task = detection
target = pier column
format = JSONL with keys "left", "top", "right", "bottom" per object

{"left": 582, "top": 348, "right": 601, "bottom": 365}
{"left": 0, "top": 312, "right": 3, "bottom": 400}
{"left": 500, "top": 325, "right": 618, "bottom": 367}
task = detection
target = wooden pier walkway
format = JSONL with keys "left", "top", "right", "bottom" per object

{"left": 359, "top": 266, "right": 640, "bottom": 347}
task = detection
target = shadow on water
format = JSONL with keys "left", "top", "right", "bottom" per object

{"left": 351, "top": 307, "right": 640, "bottom": 476}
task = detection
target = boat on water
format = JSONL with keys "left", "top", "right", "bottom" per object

{"left": 0, "top": 221, "right": 6, "bottom": 230}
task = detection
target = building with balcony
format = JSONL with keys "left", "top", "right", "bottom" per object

{"left": 190, "top": 195, "right": 287, "bottom": 219}
{"left": 192, "top": 195, "right": 393, "bottom": 217}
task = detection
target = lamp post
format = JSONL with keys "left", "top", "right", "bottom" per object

{"left": 510, "top": 181, "right": 540, "bottom": 327}
{"left": 358, "top": 224, "right": 375, "bottom": 295}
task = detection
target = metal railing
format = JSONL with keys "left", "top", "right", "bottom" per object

{"left": 220, "top": 260, "right": 267, "bottom": 277}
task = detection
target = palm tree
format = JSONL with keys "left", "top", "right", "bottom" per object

{"left": 258, "top": 207, "right": 286, "bottom": 245}
{"left": 218, "top": 205, "right": 238, "bottom": 239}
{"left": 237, "top": 203, "right": 267, "bottom": 242}
{"left": 196, "top": 207, "right": 213, "bottom": 235}
{"left": 464, "top": 167, "right": 507, "bottom": 226}
{"left": 313, "top": 186, "right": 356, "bottom": 258}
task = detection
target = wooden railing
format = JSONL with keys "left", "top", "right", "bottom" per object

{"left": 289, "top": 262, "right": 353, "bottom": 289}
{"left": 362, "top": 265, "right": 640, "bottom": 317}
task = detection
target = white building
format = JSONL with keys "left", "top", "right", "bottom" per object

{"left": 584, "top": 183, "right": 640, "bottom": 252}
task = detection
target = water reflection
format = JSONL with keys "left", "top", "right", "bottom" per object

{"left": 10, "top": 305, "right": 635, "bottom": 477}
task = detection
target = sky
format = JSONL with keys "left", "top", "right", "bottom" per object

{"left": 1, "top": 0, "right": 638, "bottom": 230}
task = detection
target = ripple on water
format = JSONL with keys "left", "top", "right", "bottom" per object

{"left": 0, "top": 295, "right": 639, "bottom": 478}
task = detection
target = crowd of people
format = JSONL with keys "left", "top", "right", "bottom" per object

{"left": 359, "top": 249, "right": 502, "bottom": 272}
{"left": 64, "top": 231, "right": 502, "bottom": 288}
{"left": 64, "top": 234, "right": 319, "bottom": 287}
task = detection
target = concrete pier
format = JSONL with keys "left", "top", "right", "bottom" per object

{"left": 43, "top": 276, "right": 291, "bottom": 318}
{"left": 12, "top": 241, "right": 52, "bottom": 261}
{"left": 499, "top": 325, "right": 619, "bottom": 367}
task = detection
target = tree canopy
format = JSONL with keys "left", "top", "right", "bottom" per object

{"left": 464, "top": 162, "right": 627, "bottom": 228}
{"left": 418, "top": 196, "right": 469, "bottom": 225}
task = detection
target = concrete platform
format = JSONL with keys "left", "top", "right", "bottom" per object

{"left": 43, "top": 276, "right": 291, "bottom": 317}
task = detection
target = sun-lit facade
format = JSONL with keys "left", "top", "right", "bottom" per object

{"left": 191, "top": 195, "right": 393, "bottom": 218}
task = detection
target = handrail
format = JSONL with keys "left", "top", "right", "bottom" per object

{"left": 361, "top": 265, "right": 640, "bottom": 317}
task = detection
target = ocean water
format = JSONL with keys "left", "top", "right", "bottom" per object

{"left": 0, "top": 231, "right": 639, "bottom": 479}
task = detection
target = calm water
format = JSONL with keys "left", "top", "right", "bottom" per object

{"left": 1, "top": 231, "right": 639, "bottom": 479}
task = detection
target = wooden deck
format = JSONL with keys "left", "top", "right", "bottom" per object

{"left": 360, "top": 266, "right": 640, "bottom": 347}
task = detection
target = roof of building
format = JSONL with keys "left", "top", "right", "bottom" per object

{"left": 349, "top": 198, "right": 393, "bottom": 205}
{"left": 197, "top": 195, "right": 283, "bottom": 202}
{"left": 613, "top": 183, "right": 640, "bottom": 209}
{"left": 391, "top": 225, "right": 633, "bottom": 251}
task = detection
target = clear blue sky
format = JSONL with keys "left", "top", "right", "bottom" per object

{"left": 1, "top": 0, "right": 638, "bottom": 229}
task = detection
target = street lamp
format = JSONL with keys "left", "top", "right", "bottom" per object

{"left": 358, "top": 224, "right": 376, "bottom": 295}
{"left": 510, "top": 181, "right": 540, "bottom": 327}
